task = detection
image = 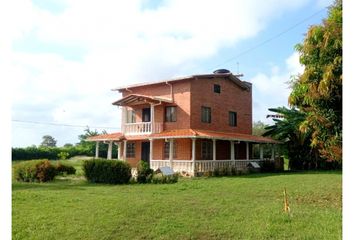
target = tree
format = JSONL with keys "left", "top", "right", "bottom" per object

{"left": 289, "top": 0, "right": 342, "bottom": 161}
{"left": 40, "top": 135, "right": 57, "bottom": 147}
{"left": 63, "top": 143, "right": 74, "bottom": 148}
{"left": 252, "top": 121, "right": 268, "bottom": 136}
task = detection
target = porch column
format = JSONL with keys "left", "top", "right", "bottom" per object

{"left": 121, "top": 107, "right": 127, "bottom": 134}
{"left": 212, "top": 139, "right": 216, "bottom": 161}
{"left": 192, "top": 138, "right": 196, "bottom": 175}
{"left": 95, "top": 142, "right": 99, "bottom": 159}
{"left": 169, "top": 139, "right": 174, "bottom": 168}
{"left": 271, "top": 144, "right": 275, "bottom": 160}
{"left": 149, "top": 138, "right": 153, "bottom": 161}
{"left": 230, "top": 141, "right": 235, "bottom": 161}
{"left": 260, "top": 144, "right": 264, "bottom": 160}
{"left": 150, "top": 104, "right": 155, "bottom": 133}
{"left": 117, "top": 142, "right": 122, "bottom": 160}
{"left": 123, "top": 140, "right": 127, "bottom": 161}
{"left": 107, "top": 141, "right": 113, "bottom": 160}
{"left": 246, "top": 142, "right": 249, "bottom": 160}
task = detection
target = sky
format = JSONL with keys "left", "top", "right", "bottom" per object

{"left": 1, "top": 0, "right": 335, "bottom": 147}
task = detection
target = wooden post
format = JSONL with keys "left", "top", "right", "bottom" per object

{"left": 107, "top": 141, "right": 112, "bottom": 160}
{"left": 260, "top": 144, "right": 264, "bottom": 160}
{"left": 95, "top": 142, "right": 99, "bottom": 159}
{"left": 169, "top": 139, "right": 174, "bottom": 168}
{"left": 192, "top": 138, "right": 196, "bottom": 175}
{"left": 230, "top": 141, "right": 235, "bottom": 161}
{"left": 212, "top": 139, "right": 216, "bottom": 161}
{"left": 246, "top": 142, "right": 249, "bottom": 160}
{"left": 123, "top": 140, "right": 127, "bottom": 161}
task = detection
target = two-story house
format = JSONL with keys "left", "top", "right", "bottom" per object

{"left": 88, "top": 69, "right": 278, "bottom": 175}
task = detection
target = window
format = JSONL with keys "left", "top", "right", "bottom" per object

{"left": 126, "top": 143, "right": 135, "bottom": 158}
{"left": 214, "top": 84, "right": 221, "bottom": 93}
{"left": 126, "top": 110, "right": 136, "bottom": 123}
{"left": 201, "top": 140, "right": 213, "bottom": 160}
{"left": 229, "top": 111, "right": 237, "bottom": 127}
{"left": 164, "top": 141, "right": 177, "bottom": 159}
{"left": 165, "top": 106, "right": 177, "bottom": 122}
{"left": 201, "top": 106, "right": 211, "bottom": 123}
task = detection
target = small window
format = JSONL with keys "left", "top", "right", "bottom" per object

{"left": 214, "top": 84, "right": 221, "bottom": 93}
{"left": 201, "top": 140, "right": 213, "bottom": 160}
{"left": 126, "top": 110, "right": 136, "bottom": 123}
{"left": 201, "top": 106, "right": 211, "bottom": 123}
{"left": 126, "top": 143, "right": 135, "bottom": 158}
{"left": 163, "top": 141, "right": 177, "bottom": 159}
{"left": 165, "top": 106, "right": 177, "bottom": 122}
{"left": 229, "top": 111, "right": 237, "bottom": 127}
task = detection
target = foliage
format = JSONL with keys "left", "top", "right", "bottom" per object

{"left": 289, "top": 0, "right": 342, "bottom": 161}
{"left": 55, "top": 162, "right": 76, "bottom": 175}
{"left": 263, "top": 107, "right": 325, "bottom": 170}
{"left": 14, "top": 160, "right": 57, "bottom": 182}
{"left": 136, "top": 161, "right": 153, "bottom": 183}
{"left": 12, "top": 146, "right": 92, "bottom": 160}
{"left": 261, "top": 160, "right": 276, "bottom": 172}
{"left": 40, "top": 135, "right": 57, "bottom": 147}
{"left": 57, "top": 151, "right": 69, "bottom": 160}
{"left": 151, "top": 173, "right": 178, "bottom": 184}
{"left": 252, "top": 121, "right": 268, "bottom": 136}
{"left": 83, "top": 159, "right": 131, "bottom": 184}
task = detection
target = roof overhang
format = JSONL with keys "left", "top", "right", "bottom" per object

{"left": 112, "top": 94, "right": 173, "bottom": 106}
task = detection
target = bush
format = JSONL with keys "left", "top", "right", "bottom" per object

{"left": 136, "top": 161, "right": 153, "bottom": 183}
{"left": 14, "top": 160, "right": 57, "bottom": 182}
{"left": 58, "top": 152, "right": 69, "bottom": 160}
{"left": 151, "top": 173, "right": 178, "bottom": 184}
{"left": 56, "top": 162, "right": 76, "bottom": 175}
{"left": 261, "top": 160, "right": 276, "bottom": 173}
{"left": 83, "top": 159, "right": 131, "bottom": 184}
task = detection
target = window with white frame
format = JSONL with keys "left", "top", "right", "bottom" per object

{"left": 126, "top": 142, "right": 135, "bottom": 158}
{"left": 163, "top": 141, "right": 177, "bottom": 159}
{"left": 126, "top": 109, "right": 136, "bottom": 123}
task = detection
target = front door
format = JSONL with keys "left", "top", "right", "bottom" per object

{"left": 141, "top": 142, "right": 150, "bottom": 164}
{"left": 142, "top": 108, "right": 151, "bottom": 122}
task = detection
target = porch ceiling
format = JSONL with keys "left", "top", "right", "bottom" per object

{"left": 112, "top": 94, "right": 172, "bottom": 106}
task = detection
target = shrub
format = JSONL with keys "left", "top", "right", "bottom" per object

{"left": 56, "top": 163, "right": 76, "bottom": 175}
{"left": 261, "top": 160, "right": 276, "bottom": 173}
{"left": 136, "top": 161, "right": 153, "bottom": 183}
{"left": 151, "top": 173, "right": 178, "bottom": 184}
{"left": 14, "top": 160, "right": 57, "bottom": 182}
{"left": 57, "top": 152, "right": 69, "bottom": 160}
{"left": 83, "top": 159, "right": 131, "bottom": 184}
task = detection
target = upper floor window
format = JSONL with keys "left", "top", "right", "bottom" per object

{"left": 229, "top": 111, "right": 237, "bottom": 127}
{"left": 201, "top": 106, "right": 211, "bottom": 123}
{"left": 126, "top": 110, "right": 136, "bottom": 123}
{"left": 163, "top": 141, "right": 177, "bottom": 159}
{"left": 126, "top": 142, "right": 135, "bottom": 158}
{"left": 201, "top": 140, "right": 213, "bottom": 160}
{"left": 214, "top": 84, "right": 221, "bottom": 94}
{"left": 165, "top": 106, "right": 177, "bottom": 122}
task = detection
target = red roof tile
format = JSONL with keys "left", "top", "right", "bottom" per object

{"left": 87, "top": 132, "right": 123, "bottom": 141}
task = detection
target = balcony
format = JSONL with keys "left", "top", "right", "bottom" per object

{"left": 122, "top": 122, "right": 163, "bottom": 135}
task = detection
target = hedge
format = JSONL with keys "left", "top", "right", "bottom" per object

{"left": 83, "top": 159, "right": 131, "bottom": 184}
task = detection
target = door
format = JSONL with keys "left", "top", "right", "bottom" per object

{"left": 141, "top": 142, "right": 150, "bottom": 164}
{"left": 142, "top": 108, "right": 151, "bottom": 122}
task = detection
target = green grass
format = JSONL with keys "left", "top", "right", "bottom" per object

{"left": 12, "top": 160, "right": 341, "bottom": 240}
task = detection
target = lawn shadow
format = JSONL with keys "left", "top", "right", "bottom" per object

{"left": 238, "top": 170, "right": 342, "bottom": 179}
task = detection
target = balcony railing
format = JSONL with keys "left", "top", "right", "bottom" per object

{"left": 123, "top": 122, "right": 163, "bottom": 135}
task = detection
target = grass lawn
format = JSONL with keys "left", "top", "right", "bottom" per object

{"left": 12, "top": 160, "right": 342, "bottom": 240}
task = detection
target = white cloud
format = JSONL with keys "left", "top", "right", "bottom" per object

{"left": 6, "top": 0, "right": 311, "bottom": 146}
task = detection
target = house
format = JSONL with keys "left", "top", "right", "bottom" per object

{"left": 87, "top": 69, "right": 279, "bottom": 175}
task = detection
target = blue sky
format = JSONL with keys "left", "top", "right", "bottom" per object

{"left": 4, "top": 0, "right": 333, "bottom": 147}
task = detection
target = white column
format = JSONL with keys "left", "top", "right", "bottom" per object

{"left": 260, "top": 144, "right": 264, "bottom": 160}
{"left": 149, "top": 139, "right": 153, "bottom": 162}
{"left": 123, "top": 140, "right": 127, "bottom": 161}
{"left": 212, "top": 139, "right": 216, "bottom": 161}
{"left": 169, "top": 139, "right": 174, "bottom": 168}
{"left": 246, "top": 142, "right": 249, "bottom": 160}
{"left": 107, "top": 141, "right": 113, "bottom": 160}
{"left": 150, "top": 104, "right": 155, "bottom": 133}
{"left": 117, "top": 142, "right": 122, "bottom": 160}
{"left": 271, "top": 144, "right": 275, "bottom": 160}
{"left": 192, "top": 138, "right": 196, "bottom": 175}
{"left": 95, "top": 142, "right": 99, "bottom": 159}
{"left": 230, "top": 141, "right": 235, "bottom": 161}
{"left": 121, "top": 107, "right": 126, "bottom": 134}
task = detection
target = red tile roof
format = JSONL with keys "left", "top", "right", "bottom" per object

{"left": 86, "top": 129, "right": 280, "bottom": 144}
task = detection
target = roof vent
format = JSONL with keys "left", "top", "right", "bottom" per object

{"left": 213, "top": 69, "right": 230, "bottom": 74}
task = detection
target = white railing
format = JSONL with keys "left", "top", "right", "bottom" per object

{"left": 150, "top": 159, "right": 267, "bottom": 175}
{"left": 123, "top": 122, "right": 163, "bottom": 135}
